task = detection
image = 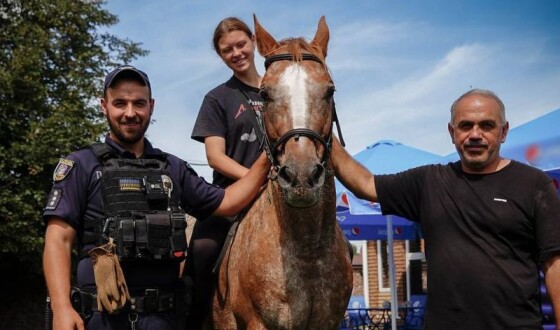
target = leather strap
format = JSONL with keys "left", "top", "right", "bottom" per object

{"left": 72, "top": 287, "right": 176, "bottom": 313}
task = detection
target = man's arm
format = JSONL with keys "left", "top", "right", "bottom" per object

{"left": 331, "top": 137, "right": 379, "bottom": 202}
{"left": 544, "top": 256, "right": 560, "bottom": 328}
{"left": 213, "top": 152, "right": 270, "bottom": 216}
{"left": 43, "top": 217, "right": 84, "bottom": 330}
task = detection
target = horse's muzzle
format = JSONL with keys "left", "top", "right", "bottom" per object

{"left": 277, "top": 163, "right": 325, "bottom": 208}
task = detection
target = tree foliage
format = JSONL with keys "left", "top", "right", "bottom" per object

{"left": 0, "top": 0, "right": 148, "bottom": 272}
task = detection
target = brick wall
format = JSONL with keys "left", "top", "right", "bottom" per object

{"left": 366, "top": 240, "right": 409, "bottom": 307}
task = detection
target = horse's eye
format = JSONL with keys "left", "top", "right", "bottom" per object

{"left": 324, "top": 85, "right": 335, "bottom": 100}
{"left": 259, "top": 88, "right": 272, "bottom": 102}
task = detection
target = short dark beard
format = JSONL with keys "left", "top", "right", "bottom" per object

{"left": 107, "top": 116, "right": 150, "bottom": 146}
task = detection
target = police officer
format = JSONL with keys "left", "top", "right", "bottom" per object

{"left": 42, "top": 65, "right": 270, "bottom": 330}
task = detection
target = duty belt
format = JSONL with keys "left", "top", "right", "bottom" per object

{"left": 72, "top": 287, "right": 175, "bottom": 314}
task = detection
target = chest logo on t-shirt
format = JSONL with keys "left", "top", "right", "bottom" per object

{"left": 240, "top": 128, "right": 257, "bottom": 143}
{"left": 235, "top": 103, "right": 247, "bottom": 119}
{"left": 493, "top": 197, "right": 508, "bottom": 203}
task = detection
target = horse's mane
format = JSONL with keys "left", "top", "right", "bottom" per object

{"left": 276, "top": 37, "right": 328, "bottom": 70}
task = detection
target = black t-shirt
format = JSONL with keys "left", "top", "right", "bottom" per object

{"left": 376, "top": 160, "right": 560, "bottom": 329}
{"left": 191, "top": 75, "right": 263, "bottom": 188}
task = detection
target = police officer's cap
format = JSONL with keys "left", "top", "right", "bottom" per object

{"left": 104, "top": 65, "right": 151, "bottom": 93}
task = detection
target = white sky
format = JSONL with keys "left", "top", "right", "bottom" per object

{"left": 103, "top": 0, "right": 560, "bottom": 181}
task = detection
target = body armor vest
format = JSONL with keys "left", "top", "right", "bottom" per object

{"left": 82, "top": 143, "right": 187, "bottom": 262}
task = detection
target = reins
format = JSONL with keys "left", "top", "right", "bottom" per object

{"left": 211, "top": 183, "right": 269, "bottom": 276}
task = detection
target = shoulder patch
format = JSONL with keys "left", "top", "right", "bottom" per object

{"left": 45, "top": 189, "right": 62, "bottom": 210}
{"left": 53, "top": 158, "right": 74, "bottom": 182}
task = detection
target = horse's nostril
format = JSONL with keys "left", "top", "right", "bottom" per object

{"left": 278, "top": 166, "right": 297, "bottom": 187}
{"left": 309, "top": 164, "right": 325, "bottom": 186}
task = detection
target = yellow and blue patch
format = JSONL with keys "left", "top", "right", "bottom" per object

{"left": 119, "top": 178, "right": 142, "bottom": 191}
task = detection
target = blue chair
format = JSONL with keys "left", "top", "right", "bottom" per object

{"left": 349, "top": 295, "right": 369, "bottom": 326}
{"left": 340, "top": 295, "right": 370, "bottom": 329}
{"left": 403, "top": 295, "right": 426, "bottom": 330}
{"left": 348, "top": 295, "right": 366, "bottom": 309}
{"left": 540, "top": 270, "right": 556, "bottom": 327}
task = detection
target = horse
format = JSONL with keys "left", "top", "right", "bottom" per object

{"left": 211, "top": 15, "right": 353, "bottom": 330}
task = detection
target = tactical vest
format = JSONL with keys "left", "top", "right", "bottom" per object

{"left": 82, "top": 143, "right": 187, "bottom": 262}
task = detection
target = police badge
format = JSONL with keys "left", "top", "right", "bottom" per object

{"left": 53, "top": 158, "right": 74, "bottom": 182}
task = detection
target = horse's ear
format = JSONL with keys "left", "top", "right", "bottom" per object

{"left": 253, "top": 14, "right": 279, "bottom": 57}
{"left": 311, "top": 16, "right": 329, "bottom": 58}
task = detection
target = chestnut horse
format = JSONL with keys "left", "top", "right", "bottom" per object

{"left": 211, "top": 15, "right": 353, "bottom": 329}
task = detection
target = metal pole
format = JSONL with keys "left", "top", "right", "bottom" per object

{"left": 387, "top": 215, "right": 398, "bottom": 330}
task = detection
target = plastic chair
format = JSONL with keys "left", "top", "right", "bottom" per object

{"left": 403, "top": 295, "right": 426, "bottom": 330}
{"left": 339, "top": 295, "right": 370, "bottom": 329}
{"left": 349, "top": 296, "right": 369, "bottom": 326}
{"left": 348, "top": 295, "right": 366, "bottom": 309}
{"left": 540, "top": 270, "right": 557, "bottom": 327}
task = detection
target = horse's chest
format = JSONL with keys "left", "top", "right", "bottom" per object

{"left": 258, "top": 283, "right": 345, "bottom": 330}
{"left": 228, "top": 199, "right": 352, "bottom": 329}
{"left": 253, "top": 256, "right": 347, "bottom": 323}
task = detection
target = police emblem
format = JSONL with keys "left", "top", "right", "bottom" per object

{"left": 53, "top": 158, "right": 74, "bottom": 182}
{"left": 162, "top": 175, "right": 173, "bottom": 195}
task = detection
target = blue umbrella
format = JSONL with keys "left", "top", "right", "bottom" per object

{"left": 502, "top": 108, "right": 560, "bottom": 148}
{"left": 500, "top": 108, "right": 560, "bottom": 175}
{"left": 335, "top": 140, "right": 444, "bottom": 329}
{"left": 501, "top": 108, "right": 560, "bottom": 194}
{"left": 336, "top": 140, "right": 445, "bottom": 240}
{"left": 336, "top": 192, "right": 419, "bottom": 240}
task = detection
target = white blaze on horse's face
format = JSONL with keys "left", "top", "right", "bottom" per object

{"left": 278, "top": 64, "right": 309, "bottom": 129}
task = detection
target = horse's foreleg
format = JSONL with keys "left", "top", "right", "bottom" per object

{"left": 211, "top": 271, "right": 238, "bottom": 329}
{"left": 246, "top": 319, "right": 268, "bottom": 330}
{"left": 211, "top": 306, "right": 237, "bottom": 329}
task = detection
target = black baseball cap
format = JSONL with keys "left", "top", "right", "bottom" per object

{"left": 104, "top": 65, "right": 151, "bottom": 93}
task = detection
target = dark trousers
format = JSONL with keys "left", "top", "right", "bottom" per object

{"left": 184, "top": 215, "right": 233, "bottom": 330}
{"left": 86, "top": 310, "right": 179, "bottom": 330}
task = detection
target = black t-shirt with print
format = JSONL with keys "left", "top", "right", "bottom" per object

{"left": 191, "top": 75, "right": 263, "bottom": 188}
{"left": 376, "top": 161, "right": 560, "bottom": 329}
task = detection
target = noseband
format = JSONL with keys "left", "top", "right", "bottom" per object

{"left": 257, "top": 53, "right": 346, "bottom": 178}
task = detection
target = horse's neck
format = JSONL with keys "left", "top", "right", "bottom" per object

{"left": 269, "top": 178, "right": 338, "bottom": 252}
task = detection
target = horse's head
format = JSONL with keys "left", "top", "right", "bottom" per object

{"left": 254, "top": 14, "right": 336, "bottom": 208}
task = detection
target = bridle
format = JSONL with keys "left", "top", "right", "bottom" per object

{"left": 257, "top": 53, "right": 345, "bottom": 178}
{"left": 264, "top": 53, "right": 324, "bottom": 70}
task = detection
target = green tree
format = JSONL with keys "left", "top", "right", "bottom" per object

{"left": 0, "top": 0, "right": 148, "bottom": 274}
{"left": 0, "top": 1, "right": 148, "bottom": 327}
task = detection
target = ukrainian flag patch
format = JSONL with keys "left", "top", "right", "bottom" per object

{"left": 119, "top": 178, "right": 142, "bottom": 191}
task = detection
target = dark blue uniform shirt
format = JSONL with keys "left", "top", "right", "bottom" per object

{"left": 43, "top": 136, "right": 224, "bottom": 289}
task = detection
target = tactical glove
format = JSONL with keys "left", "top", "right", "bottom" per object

{"left": 88, "top": 239, "right": 130, "bottom": 314}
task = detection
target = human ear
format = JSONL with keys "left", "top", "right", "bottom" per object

{"left": 100, "top": 98, "right": 108, "bottom": 117}
{"left": 448, "top": 123, "right": 455, "bottom": 143}
{"left": 500, "top": 121, "right": 509, "bottom": 143}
